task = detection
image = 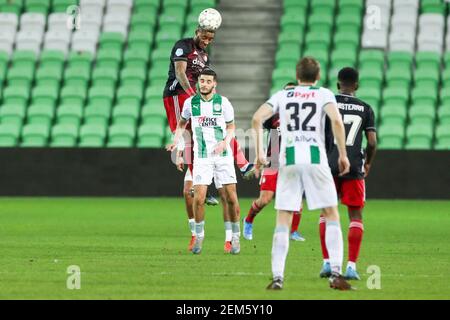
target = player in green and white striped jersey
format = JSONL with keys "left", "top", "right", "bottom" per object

{"left": 167, "top": 69, "right": 241, "bottom": 255}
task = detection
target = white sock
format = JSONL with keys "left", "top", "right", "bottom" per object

{"left": 195, "top": 221, "right": 205, "bottom": 238}
{"left": 325, "top": 221, "right": 344, "bottom": 274}
{"left": 347, "top": 261, "right": 356, "bottom": 270}
{"left": 188, "top": 219, "right": 195, "bottom": 236}
{"left": 271, "top": 225, "right": 290, "bottom": 280}
{"left": 231, "top": 222, "right": 240, "bottom": 240}
{"left": 224, "top": 221, "right": 232, "bottom": 242}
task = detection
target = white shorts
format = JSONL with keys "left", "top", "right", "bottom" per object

{"left": 275, "top": 164, "right": 338, "bottom": 211}
{"left": 184, "top": 168, "right": 223, "bottom": 189}
{"left": 192, "top": 156, "right": 236, "bottom": 187}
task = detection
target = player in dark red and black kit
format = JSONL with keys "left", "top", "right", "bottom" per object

{"left": 319, "top": 67, "right": 377, "bottom": 280}
{"left": 163, "top": 26, "right": 254, "bottom": 250}
{"left": 243, "top": 83, "right": 304, "bottom": 242}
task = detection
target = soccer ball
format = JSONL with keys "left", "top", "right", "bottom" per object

{"left": 198, "top": 8, "right": 222, "bottom": 31}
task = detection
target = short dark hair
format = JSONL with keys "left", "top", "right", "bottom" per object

{"left": 338, "top": 67, "right": 359, "bottom": 86}
{"left": 196, "top": 26, "right": 216, "bottom": 34}
{"left": 199, "top": 68, "right": 217, "bottom": 80}
{"left": 296, "top": 57, "right": 320, "bottom": 82}
{"left": 284, "top": 82, "right": 297, "bottom": 89}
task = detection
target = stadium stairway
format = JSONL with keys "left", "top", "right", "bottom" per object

{"left": 211, "top": 0, "right": 281, "bottom": 130}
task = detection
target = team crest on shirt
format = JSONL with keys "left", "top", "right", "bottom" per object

{"left": 213, "top": 103, "right": 221, "bottom": 113}
{"left": 175, "top": 48, "right": 183, "bottom": 56}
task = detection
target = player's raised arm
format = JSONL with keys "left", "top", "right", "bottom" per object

{"left": 174, "top": 61, "right": 196, "bottom": 97}
{"left": 324, "top": 102, "right": 350, "bottom": 176}
{"left": 252, "top": 103, "right": 274, "bottom": 171}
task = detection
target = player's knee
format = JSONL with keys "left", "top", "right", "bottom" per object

{"left": 322, "top": 206, "right": 340, "bottom": 221}
{"left": 260, "top": 194, "right": 273, "bottom": 206}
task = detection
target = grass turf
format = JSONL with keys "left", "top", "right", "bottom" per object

{"left": 0, "top": 198, "right": 449, "bottom": 300}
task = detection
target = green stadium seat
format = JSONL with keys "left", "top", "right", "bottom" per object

{"left": 0, "top": 0, "right": 23, "bottom": 15}
{"left": 409, "top": 104, "right": 436, "bottom": 126}
{"left": 79, "top": 123, "right": 107, "bottom": 147}
{"left": 421, "top": 0, "right": 446, "bottom": 14}
{"left": 131, "top": 11, "right": 157, "bottom": 31}
{"left": 134, "top": 0, "right": 160, "bottom": 13}
{"left": 20, "top": 123, "right": 50, "bottom": 147}
{"left": 272, "top": 68, "right": 295, "bottom": 84}
{"left": 359, "top": 66, "right": 383, "bottom": 90}
{"left": 281, "top": 12, "right": 306, "bottom": 30}
{"left": 411, "top": 86, "right": 438, "bottom": 107}
{"left": 155, "top": 25, "right": 182, "bottom": 47}
{"left": 56, "top": 104, "right": 83, "bottom": 126}
{"left": 116, "top": 85, "right": 143, "bottom": 108}
{"left": 137, "top": 123, "right": 165, "bottom": 148}
{"left": 385, "top": 68, "right": 412, "bottom": 89}
{"left": 99, "top": 33, "right": 125, "bottom": 52}
{"left": 442, "top": 69, "right": 450, "bottom": 88}
{"left": 159, "top": 13, "right": 184, "bottom": 30}
{"left": 88, "top": 86, "right": 115, "bottom": 109}
{"left": 144, "top": 85, "right": 164, "bottom": 102}
{"left": 121, "top": 67, "right": 147, "bottom": 88}
{"left": 405, "top": 124, "right": 434, "bottom": 150}
{"left": 378, "top": 124, "right": 405, "bottom": 149}
{"left": 383, "top": 87, "right": 409, "bottom": 107}
{"left": 336, "top": 12, "right": 361, "bottom": 33}
{"left": 381, "top": 104, "right": 407, "bottom": 125}
{"left": 25, "top": 0, "right": 50, "bottom": 14}
{"left": 338, "top": 0, "right": 364, "bottom": 12}
{"left": 68, "top": 52, "right": 93, "bottom": 70}
{"left": 414, "top": 67, "right": 440, "bottom": 88}
{"left": 0, "top": 123, "right": 21, "bottom": 147}
{"left": 310, "top": 0, "right": 335, "bottom": 15}
{"left": 64, "top": 66, "right": 91, "bottom": 88}
{"left": 27, "top": 103, "right": 55, "bottom": 126}
{"left": 283, "top": 0, "right": 308, "bottom": 9}
{"left": 333, "top": 31, "right": 359, "bottom": 52}
{"left": 307, "top": 13, "right": 333, "bottom": 34}
{"left": 357, "top": 88, "right": 381, "bottom": 113}
{"left": 141, "top": 101, "right": 167, "bottom": 124}
{"left": 305, "top": 32, "right": 331, "bottom": 52}
{"left": 435, "top": 125, "right": 450, "bottom": 149}
{"left": 7, "top": 65, "right": 35, "bottom": 88}
{"left": 359, "top": 50, "right": 385, "bottom": 69}
{"left": 92, "top": 67, "right": 119, "bottom": 88}
{"left": 112, "top": 104, "right": 140, "bottom": 126}
{"left": 50, "top": 123, "right": 79, "bottom": 147}
{"left": 60, "top": 85, "right": 87, "bottom": 108}
{"left": 278, "top": 30, "right": 304, "bottom": 47}
{"left": 107, "top": 124, "right": 136, "bottom": 147}
{"left": 444, "top": 53, "right": 450, "bottom": 69}
{"left": 52, "top": 0, "right": 78, "bottom": 13}
{"left": 151, "top": 47, "right": 173, "bottom": 64}
{"left": 3, "top": 86, "right": 30, "bottom": 107}
{"left": 440, "top": 89, "right": 450, "bottom": 107}
{"left": 0, "top": 104, "right": 26, "bottom": 126}
{"left": 438, "top": 105, "right": 450, "bottom": 125}
{"left": 12, "top": 50, "right": 37, "bottom": 68}
{"left": 387, "top": 51, "right": 413, "bottom": 70}
{"left": 330, "top": 49, "right": 357, "bottom": 69}
{"left": 96, "top": 48, "right": 122, "bottom": 70}
{"left": 35, "top": 65, "right": 63, "bottom": 87}
{"left": 31, "top": 85, "right": 58, "bottom": 106}
{"left": 84, "top": 104, "right": 112, "bottom": 127}
{"left": 124, "top": 47, "right": 150, "bottom": 69}
{"left": 415, "top": 52, "right": 441, "bottom": 70}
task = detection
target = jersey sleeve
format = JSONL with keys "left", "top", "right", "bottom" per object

{"left": 181, "top": 99, "right": 192, "bottom": 120}
{"left": 364, "top": 106, "right": 377, "bottom": 132}
{"left": 172, "top": 40, "right": 191, "bottom": 62}
{"left": 321, "top": 88, "right": 338, "bottom": 108}
{"left": 222, "top": 97, "right": 234, "bottom": 123}
{"left": 266, "top": 91, "right": 282, "bottom": 113}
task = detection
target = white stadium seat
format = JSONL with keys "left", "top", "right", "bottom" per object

{"left": 102, "top": 13, "right": 130, "bottom": 37}
{"left": 391, "top": 14, "right": 417, "bottom": 31}
{"left": 44, "top": 30, "right": 72, "bottom": 56}
{"left": 16, "top": 30, "right": 44, "bottom": 55}
{"left": 107, "top": 0, "right": 133, "bottom": 14}
{"left": 419, "top": 14, "right": 445, "bottom": 31}
{"left": 0, "top": 31, "right": 15, "bottom": 56}
{"left": 20, "top": 13, "right": 46, "bottom": 33}
{"left": 79, "top": 12, "right": 103, "bottom": 33}
{"left": 362, "top": 29, "right": 389, "bottom": 49}
{"left": 48, "top": 13, "right": 72, "bottom": 31}
{"left": 0, "top": 13, "right": 19, "bottom": 34}
{"left": 71, "top": 30, "right": 99, "bottom": 55}
{"left": 393, "top": 0, "right": 419, "bottom": 10}
{"left": 80, "top": 0, "right": 106, "bottom": 16}
{"left": 389, "top": 32, "right": 415, "bottom": 52}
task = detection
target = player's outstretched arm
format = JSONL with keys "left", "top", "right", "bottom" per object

{"left": 175, "top": 61, "right": 196, "bottom": 96}
{"left": 364, "top": 131, "right": 377, "bottom": 177}
{"left": 252, "top": 103, "right": 274, "bottom": 173}
{"left": 324, "top": 102, "right": 350, "bottom": 176}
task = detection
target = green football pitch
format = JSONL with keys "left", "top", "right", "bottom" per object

{"left": 0, "top": 198, "right": 449, "bottom": 300}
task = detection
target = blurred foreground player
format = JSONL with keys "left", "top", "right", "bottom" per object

{"left": 319, "top": 67, "right": 377, "bottom": 280}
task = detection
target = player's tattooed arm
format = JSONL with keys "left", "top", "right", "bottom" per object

{"left": 174, "top": 61, "right": 195, "bottom": 96}
{"left": 252, "top": 103, "right": 274, "bottom": 175}
{"left": 364, "top": 131, "right": 377, "bottom": 177}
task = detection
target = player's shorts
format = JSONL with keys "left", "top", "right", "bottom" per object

{"left": 275, "top": 164, "right": 338, "bottom": 211}
{"left": 334, "top": 178, "right": 365, "bottom": 208}
{"left": 192, "top": 156, "right": 236, "bottom": 187}
{"left": 185, "top": 168, "right": 223, "bottom": 189}
{"left": 260, "top": 168, "right": 278, "bottom": 192}
{"left": 163, "top": 92, "right": 192, "bottom": 132}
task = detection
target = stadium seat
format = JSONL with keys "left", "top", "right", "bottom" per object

{"left": 0, "top": 0, "right": 23, "bottom": 15}
{"left": 92, "top": 67, "right": 119, "bottom": 88}
{"left": 60, "top": 85, "right": 87, "bottom": 108}
{"left": 68, "top": 51, "right": 94, "bottom": 70}
{"left": 378, "top": 124, "right": 405, "bottom": 149}
{"left": 409, "top": 104, "right": 436, "bottom": 125}
{"left": 31, "top": 85, "right": 58, "bottom": 106}
{"left": 121, "top": 67, "right": 146, "bottom": 88}
{"left": 40, "top": 50, "right": 65, "bottom": 69}
{"left": 435, "top": 125, "right": 450, "bottom": 149}
{"left": 385, "top": 68, "right": 412, "bottom": 89}
{"left": 123, "top": 47, "right": 149, "bottom": 69}
{"left": 438, "top": 106, "right": 450, "bottom": 125}
{"left": 0, "top": 123, "right": 21, "bottom": 147}
{"left": 112, "top": 104, "right": 140, "bottom": 126}
{"left": 116, "top": 85, "right": 143, "bottom": 108}
{"left": 88, "top": 85, "right": 115, "bottom": 109}
{"left": 64, "top": 66, "right": 91, "bottom": 87}
{"left": 20, "top": 12, "right": 46, "bottom": 32}
{"left": 96, "top": 48, "right": 122, "bottom": 69}
{"left": 411, "top": 86, "right": 438, "bottom": 107}
{"left": 50, "top": 123, "right": 79, "bottom": 147}
{"left": 57, "top": 104, "right": 84, "bottom": 126}
{"left": 25, "top": 0, "right": 50, "bottom": 15}
{"left": 0, "top": 104, "right": 26, "bottom": 126}
{"left": 27, "top": 103, "right": 55, "bottom": 126}
{"left": 79, "top": 123, "right": 107, "bottom": 147}
{"left": 359, "top": 50, "right": 385, "bottom": 69}
{"left": 383, "top": 87, "right": 409, "bottom": 107}
{"left": 405, "top": 123, "right": 434, "bottom": 149}
{"left": 107, "top": 124, "right": 136, "bottom": 147}
{"left": 20, "top": 123, "right": 50, "bottom": 147}
{"left": 380, "top": 104, "right": 407, "bottom": 125}
{"left": 141, "top": 101, "right": 167, "bottom": 124}
{"left": 387, "top": 51, "right": 413, "bottom": 70}
{"left": 3, "top": 86, "right": 30, "bottom": 107}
